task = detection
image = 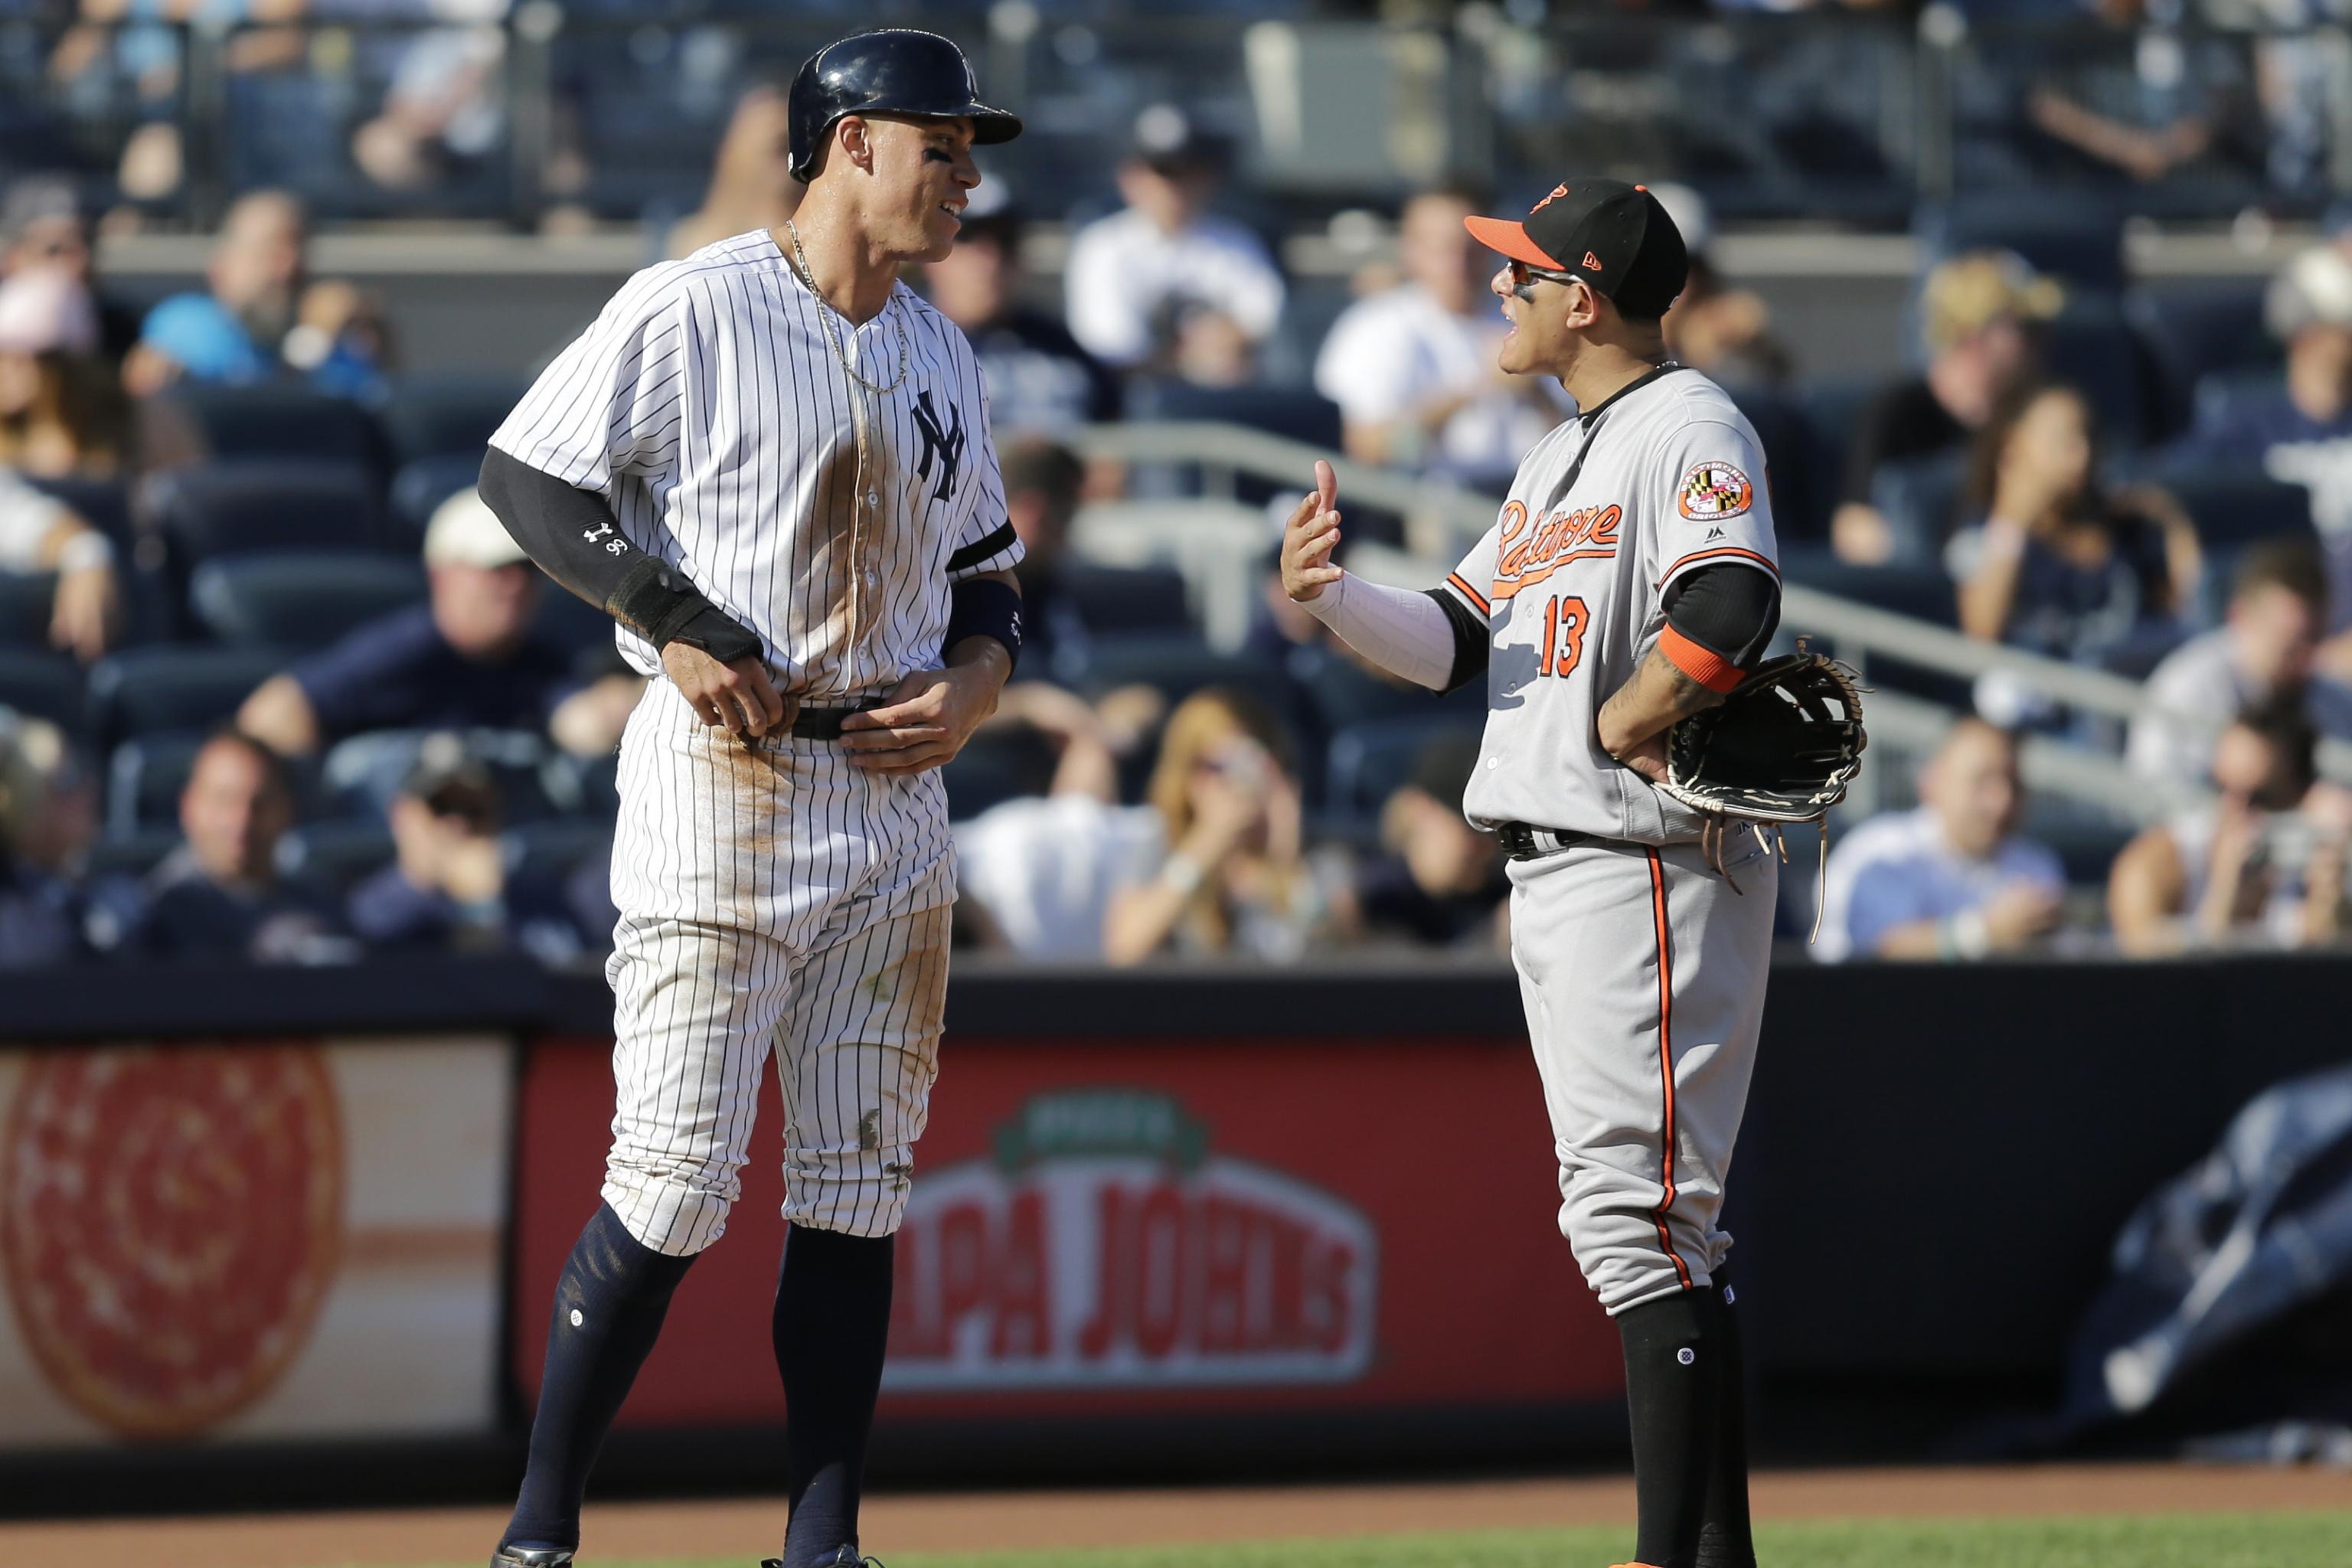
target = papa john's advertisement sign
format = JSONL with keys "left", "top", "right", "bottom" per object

{"left": 885, "top": 1088, "right": 1377, "bottom": 1391}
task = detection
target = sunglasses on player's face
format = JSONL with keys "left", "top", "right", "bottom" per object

{"left": 1508, "top": 258, "right": 1584, "bottom": 302}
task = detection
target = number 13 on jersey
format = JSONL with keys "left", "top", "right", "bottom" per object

{"left": 1539, "top": 595, "right": 1589, "bottom": 678}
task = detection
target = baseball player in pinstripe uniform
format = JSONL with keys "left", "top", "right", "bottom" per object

{"left": 1282, "top": 181, "right": 1779, "bottom": 1568}
{"left": 474, "top": 31, "right": 1024, "bottom": 1568}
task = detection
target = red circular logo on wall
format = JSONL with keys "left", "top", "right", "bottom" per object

{"left": 2, "top": 1044, "right": 345, "bottom": 1438}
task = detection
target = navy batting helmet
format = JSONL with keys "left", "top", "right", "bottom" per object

{"left": 786, "top": 30, "right": 1021, "bottom": 182}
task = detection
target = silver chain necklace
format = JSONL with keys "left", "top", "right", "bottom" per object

{"left": 785, "top": 218, "right": 909, "bottom": 397}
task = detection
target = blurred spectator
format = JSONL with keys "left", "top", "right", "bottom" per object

{"left": 0, "top": 178, "right": 139, "bottom": 360}
{"left": 2110, "top": 699, "right": 2331, "bottom": 954}
{"left": 2020, "top": 0, "right": 2251, "bottom": 190}
{"left": 1001, "top": 436, "right": 1091, "bottom": 678}
{"left": 1834, "top": 251, "right": 2060, "bottom": 564}
{"left": 2127, "top": 539, "right": 2352, "bottom": 789}
{"left": 1103, "top": 688, "right": 1337, "bottom": 965}
{"left": 1063, "top": 104, "right": 1285, "bottom": 373}
{"left": 1814, "top": 718, "right": 2065, "bottom": 963}
{"left": 0, "top": 712, "right": 87, "bottom": 968}
{"left": 665, "top": 83, "right": 800, "bottom": 261}
{"left": 0, "top": 264, "right": 129, "bottom": 479}
{"left": 0, "top": 463, "right": 119, "bottom": 663}
{"left": 1313, "top": 183, "right": 1558, "bottom": 492}
{"left": 954, "top": 684, "right": 1159, "bottom": 960}
{"left": 118, "top": 730, "right": 348, "bottom": 963}
{"left": 2175, "top": 246, "right": 2352, "bottom": 632}
{"left": 1340, "top": 732, "right": 1506, "bottom": 949}
{"left": 345, "top": 741, "right": 596, "bottom": 962}
{"left": 922, "top": 191, "right": 1119, "bottom": 436}
{"left": 237, "top": 487, "right": 604, "bottom": 757}
{"left": 1651, "top": 181, "right": 1792, "bottom": 387}
{"left": 1950, "top": 381, "right": 2200, "bottom": 715}
{"left": 351, "top": 6, "right": 510, "bottom": 195}
{"left": 123, "top": 191, "right": 390, "bottom": 398}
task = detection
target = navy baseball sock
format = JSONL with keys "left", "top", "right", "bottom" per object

{"left": 1695, "top": 1279, "right": 1756, "bottom": 1568}
{"left": 774, "top": 1225, "right": 896, "bottom": 1568}
{"left": 501, "top": 1203, "right": 697, "bottom": 1553}
{"left": 1617, "top": 1286, "right": 1720, "bottom": 1568}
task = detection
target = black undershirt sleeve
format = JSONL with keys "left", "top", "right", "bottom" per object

{"left": 1423, "top": 587, "right": 1490, "bottom": 694}
{"left": 1662, "top": 562, "right": 1781, "bottom": 669}
{"left": 477, "top": 446, "right": 759, "bottom": 664}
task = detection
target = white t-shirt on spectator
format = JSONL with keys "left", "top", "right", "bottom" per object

{"left": 2126, "top": 627, "right": 2352, "bottom": 789}
{"left": 954, "top": 794, "right": 1164, "bottom": 961}
{"left": 1062, "top": 208, "right": 1285, "bottom": 368}
{"left": 0, "top": 469, "right": 67, "bottom": 571}
{"left": 1312, "top": 283, "right": 1558, "bottom": 489}
{"left": 1813, "top": 805, "right": 2066, "bottom": 963}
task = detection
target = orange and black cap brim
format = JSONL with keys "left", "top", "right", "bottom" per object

{"left": 1463, "top": 214, "right": 1566, "bottom": 271}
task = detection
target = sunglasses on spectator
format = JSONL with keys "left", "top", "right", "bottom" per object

{"left": 1508, "top": 259, "right": 1583, "bottom": 302}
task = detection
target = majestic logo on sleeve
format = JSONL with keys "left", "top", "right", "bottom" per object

{"left": 1677, "top": 460, "right": 1753, "bottom": 521}
{"left": 912, "top": 389, "right": 965, "bottom": 505}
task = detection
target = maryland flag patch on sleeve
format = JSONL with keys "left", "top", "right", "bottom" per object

{"left": 1677, "top": 459, "right": 1754, "bottom": 521}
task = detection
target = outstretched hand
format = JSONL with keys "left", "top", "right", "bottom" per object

{"left": 1280, "top": 459, "right": 1344, "bottom": 604}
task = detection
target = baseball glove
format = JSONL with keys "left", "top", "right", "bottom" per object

{"left": 1659, "top": 645, "right": 1867, "bottom": 825}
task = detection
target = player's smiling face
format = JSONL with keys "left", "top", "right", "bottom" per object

{"left": 859, "top": 115, "right": 980, "bottom": 263}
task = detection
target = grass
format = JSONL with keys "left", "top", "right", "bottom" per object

{"left": 413, "top": 1511, "right": 2352, "bottom": 1568}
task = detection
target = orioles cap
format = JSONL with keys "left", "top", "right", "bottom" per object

{"left": 1465, "top": 177, "right": 1688, "bottom": 320}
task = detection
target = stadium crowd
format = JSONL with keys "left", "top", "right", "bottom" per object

{"left": 2, "top": 3, "right": 2352, "bottom": 969}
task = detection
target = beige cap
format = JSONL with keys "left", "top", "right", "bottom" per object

{"left": 423, "top": 488, "right": 529, "bottom": 570}
{"left": 2266, "top": 246, "right": 2352, "bottom": 338}
{"left": 1922, "top": 250, "right": 2063, "bottom": 354}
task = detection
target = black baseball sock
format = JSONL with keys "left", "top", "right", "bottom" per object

{"left": 502, "top": 1202, "right": 698, "bottom": 1553}
{"left": 1696, "top": 1279, "right": 1756, "bottom": 1568}
{"left": 774, "top": 1225, "right": 897, "bottom": 1568}
{"left": 1618, "top": 1286, "right": 1720, "bottom": 1568}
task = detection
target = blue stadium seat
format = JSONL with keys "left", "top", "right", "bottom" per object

{"left": 18, "top": 476, "right": 132, "bottom": 550}
{"left": 188, "top": 553, "right": 429, "bottom": 650}
{"left": 1126, "top": 380, "right": 1343, "bottom": 450}
{"left": 320, "top": 727, "right": 564, "bottom": 825}
{"left": 1914, "top": 194, "right": 2125, "bottom": 293}
{"left": 2132, "top": 464, "right": 2314, "bottom": 550}
{"left": 1325, "top": 713, "right": 1484, "bottom": 824}
{"left": 0, "top": 573, "right": 53, "bottom": 646}
{"left": 1073, "top": 635, "right": 1277, "bottom": 708}
{"left": 2127, "top": 280, "right": 2275, "bottom": 443}
{"left": 1867, "top": 451, "right": 1968, "bottom": 567}
{"left": 373, "top": 374, "right": 527, "bottom": 469}
{"left": 2042, "top": 296, "right": 2154, "bottom": 451}
{"left": 2190, "top": 367, "right": 2285, "bottom": 433}
{"left": 941, "top": 727, "right": 1059, "bottom": 822}
{"left": 1793, "top": 377, "right": 1878, "bottom": 537}
{"left": 503, "top": 818, "right": 612, "bottom": 881}
{"left": 390, "top": 453, "right": 485, "bottom": 537}
{"left": 86, "top": 645, "right": 291, "bottom": 750}
{"left": 137, "top": 460, "right": 393, "bottom": 564}
{"left": 1059, "top": 560, "right": 1193, "bottom": 635}
{"left": 1778, "top": 544, "right": 1964, "bottom": 704}
{"left": 0, "top": 649, "right": 87, "bottom": 737}
{"left": 275, "top": 820, "right": 395, "bottom": 893}
{"left": 158, "top": 384, "right": 389, "bottom": 478}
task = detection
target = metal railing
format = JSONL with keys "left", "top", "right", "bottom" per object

{"left": 1068, "top": 418, "right": 2352, "bottom": 815}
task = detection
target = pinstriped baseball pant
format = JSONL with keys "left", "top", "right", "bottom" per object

{"left": 599, "top": 679, "right": 956, "bottom": 1256}
{"left": 1508, "top": 832, "right": 1776, "bottom": 1315}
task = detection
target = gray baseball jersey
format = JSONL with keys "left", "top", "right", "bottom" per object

{"left": 1442, "top": 364, "right": 1781, "bottom": 1315}
{"left": 1440, "top": 366, "right": 1777, "bottom": 844}
{"left": 491, "top": 229, "right": 1021, "bottom": 1254}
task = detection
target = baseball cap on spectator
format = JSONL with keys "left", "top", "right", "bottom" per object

{"left": 0, "top": 267, "right": 97, "bottom": 355}
{"left": 1464, "top": 177, "right": 1689, "bottom": 321}
{"left": 423, "top": 488, "right": 530, "bottom": 570}
{"left": 1921, "top": 251, "right": 2063, "bottom": 354}
{"left": 138, "top": 293, "right": 269, "bottom": 382}
{"left": 2265, "top": 246, "right": 2352, "bottom": 339}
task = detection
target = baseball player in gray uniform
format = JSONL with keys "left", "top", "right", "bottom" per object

{"left": 473, "top": 31, "right": 1025, "bottom": 1568}
{"left": 1282, "top": 180, "right": 1779, "bottom": 1568}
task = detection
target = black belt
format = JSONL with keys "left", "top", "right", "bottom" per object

{"left": 1496, "top": 822, "right": 1604, "bottom": 861}
{"left": 789, "top": 701, "right": 883, "bottom": 741}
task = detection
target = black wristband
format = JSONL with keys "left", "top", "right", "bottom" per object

{"left": 945, "top": 576, "right": 1024, "bottom": 671}
{"left": 610, "top": 557, "right": 762, "bottom": 665}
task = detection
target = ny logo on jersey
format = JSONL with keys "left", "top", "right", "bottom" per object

{"left": 912, "top": 389, "right": 965, "bottom": 505}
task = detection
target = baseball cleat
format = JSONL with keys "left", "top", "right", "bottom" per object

{"left": 491, "top": 1548, "right": 573, "bottom": 1567}
{"left": 760, "top": 1551, "right": 883, "bottom": 1567}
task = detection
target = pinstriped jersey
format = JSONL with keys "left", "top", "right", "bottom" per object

{"left": 1439, "top": 366, "right": 1777, "bottom": 842}
{"left": 489, "top": 228, "right": 1023, "bottom": 700}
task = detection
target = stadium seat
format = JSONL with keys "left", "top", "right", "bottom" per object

{"left": 942, "top": 727, "right": 1060, "bottom": 822}
{"left": 321, "top": 727, "right": 563, "bottom": 825}
{"left": 503, "top": 818, "right": 612, "bottom": 880}
{"left": 155, "top": 384, "right": 389, "bottom": 477}
{"left": 188, "top": 553, "right": 430, "bottom": 650}
{"left": 82, "top": 828, "right": 181, "bottom": 882}
{"left": 1793, "top": 377, "right": 1878, "bottom": 538}
{"left": 1913, "top": 194, "right": 2125, "bottom": 293}
{"left": 275, "top": 819, "right": 395, "bottom": 893}
{"left": 2127, "top": 280, "right": 2275, "bottom": 443}
{"left": 103, "top": 733, "right": 207, "bottom": 841}
{"left": 2132, "top": 464, "right": 2314, "bottom": 550}
{"left": 19, "top": 476, "right": 132, "bottom": 550}
{"left": 1325, "top": 713, "right": 1485, "bottom": 824}
{"left": 1127, "top": 380, "right": 1344, "bottom": 451}
{"left": 1060, "top": 560, "right": 1193, "bottom": 635}
{"left": 2041, "top": 296, "right": 2154, "bottom": 451}
{"left": 1074, "top": 634, "right": 1288, "bottom": 710}
{"left": 86, "top": 646, "right": 291, "bottom": 750}
{"left": 0, "top": 573, "right": 53, "bottom": 646}
{"left": 0, "top": 649, "right": 87, "bottom": 736}
{"left": 136, "top": 460, "right": 393, "bottom": 564}
{"left": 390, "top": 453, "right": 485, "bottom": 535}
{"left": 1721, "top": 384, "right": 1815, "bottom": 542}
{"left": 1867, "top": 451, "right": 1968, "bottom": 567}
{"left": 1778, "top": 545, "right": 1965, "bottom": 704}
{"left": 373, "top": 374, "right": 527, "bottom": 469}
